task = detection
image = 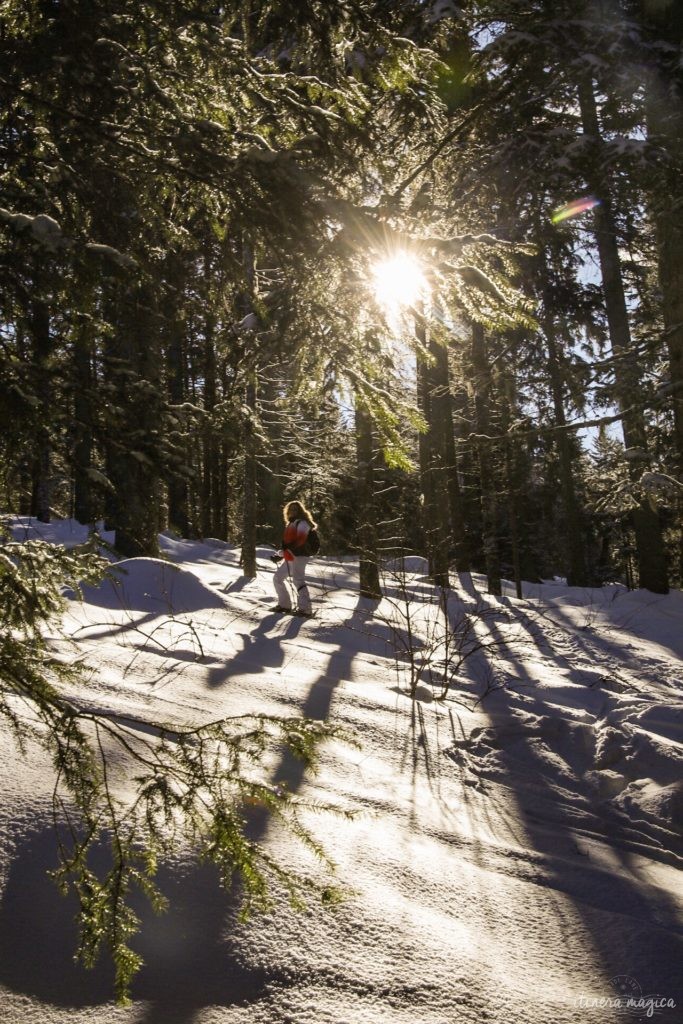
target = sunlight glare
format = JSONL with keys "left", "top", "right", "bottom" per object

{"left": 372, "top": 251, "right": 426, "bottom": 312}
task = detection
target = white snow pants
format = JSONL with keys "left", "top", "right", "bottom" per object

{"left": 273, "top": 556, "right": 311, "bottom": 613}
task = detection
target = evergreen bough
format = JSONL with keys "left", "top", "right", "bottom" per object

{"left": 0, "top": 533, "right": 348, "bottom": 1004}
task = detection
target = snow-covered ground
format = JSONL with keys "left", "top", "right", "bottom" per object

{"left": 1, "top": 518, "right": 682, "bottom": 1024}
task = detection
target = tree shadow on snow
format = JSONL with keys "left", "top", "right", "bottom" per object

{"left": 0, "top": 823, "right": 296, "bottom": 1022}
{"left": 449, "top": 607, "right": 683, "bottom": 1011}
{"left": 0, "top": 614, "right": 357, "bottom": 1022}
{"left": 204, "top": 612, "right": 307, "bottom": 689}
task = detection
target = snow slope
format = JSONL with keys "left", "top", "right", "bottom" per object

{"left": 0, "top": 520, "right": 681, "bottom": 1024}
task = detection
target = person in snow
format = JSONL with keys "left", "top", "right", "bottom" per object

{"left": 271, "top": 499, "right": 316, "bottom": 616}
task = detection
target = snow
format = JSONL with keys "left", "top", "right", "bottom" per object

{"left": 0, "top": 208, "right": 67, "bottom": 251}
{"left": 1, "top": 518, "right": 682, "bottom": 1023}
{"left": 0, "top": 209, "right": 136, "bottom": 264}
{"left": 6, "top": 515, "right": 115, "bottom": 548}
{"left": 79, "top": 558, "right": 228, "bottom": 614}
{"left": 234, "top": 312, "right": 259, "bottom": 333}
{"left": 426, "top": 0, "right": 462, "bottom": 24}
{"left": 84, "top": 243, "right": 138, "bottom": 269}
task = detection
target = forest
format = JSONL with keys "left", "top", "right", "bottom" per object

{"left": 1, "top": 3, "right": 683, "bottom": 1018}
{"left": 1, "top": 0, "right": 681, "bottom": 596}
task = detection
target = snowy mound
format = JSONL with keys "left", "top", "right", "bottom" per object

{"left": 383, "top": 554, "right": 430, "bottom": 574}
{"left": 5, "top": 515, "right": 115, "bottom": 549}
{"left": 80, "top": 557, "right": 227, "bottom": 614}
{"left": 159, "top": 532, "right": 238, "bottom": 565}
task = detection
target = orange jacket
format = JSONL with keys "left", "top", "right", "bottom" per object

{"left": 282, "top": 519, "right": 310, "bottom": 562}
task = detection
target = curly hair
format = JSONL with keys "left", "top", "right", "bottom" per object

{"left": 283, "top": 500, "right": 317, "bottom": 529}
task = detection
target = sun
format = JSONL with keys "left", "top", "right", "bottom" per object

{"left": 371, "top": 251, "right": 426, "bottom": 312}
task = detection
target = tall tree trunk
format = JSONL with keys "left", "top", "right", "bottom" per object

{"left": 355, "top": 398, "right": 381, "bottom": 599}
{"left": 216, "top": 439, "right": 229, "bottom": 541}
{"left": 451, "top": 377, "right": 478, "bottom": 563}
{"left": 578, "top": 74, "right": 668, "bottom": 593}
{"left": 653, "top": 182, "right": 683, "bottom": 585}
{"left": 166, "top": 315, "right": 189, "bottom": 537}
{"left": 641, "top": 0, "right": 683, "bottom": 484}
{"left": 241, "top": 371, "right": 258, "bottom": 578}
{"left": 163, "top": 251, "right": 190, "bottom": 537}
{"left": 643, "top": 37, "right": 683, "bottom": 581}
{"left": 14, "top": 321, "right": 33, "bottom": 514}
{"left": 503, "top": 438, "right": 522, "bottom": 599}
{"left": 498, "top": 376, "right": 523, "bottom": 599}
{"left": 542, "top": 301, "right": 589, "bottom": 586}
{"left": 431, "top": 335, "right": 470, "bottom": 571}
{"left": 415, "top": 304, "right": 450, "bottom": 587}
{"left": 29, "top": 293, "right": 51, "bottom": 523}
{"left": 201, "top": 303, "right": 217, "bottom": 539}
{"left": 471, "top": 321, "right": 501, "bottom": 596}
{"left": 104, "top": 282, "right": 161, "bottom": 558}
{"left": 240, "top": 243, "right": 258, "bottom": 578}
{"left": 652, "top": 156, "right": 683, "bottom": 486}
{"left": 72, "top": 306, "right": 95, "bottom": 525}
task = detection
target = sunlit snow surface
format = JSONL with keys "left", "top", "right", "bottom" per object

{"left": 0, "top": 518, "right": 682, "bottom": 1024}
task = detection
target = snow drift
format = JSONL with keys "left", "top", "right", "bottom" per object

{"left": 0, "top": 519, "right": 681, "bottom": 1024}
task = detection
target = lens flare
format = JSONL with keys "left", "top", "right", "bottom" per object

{"left": 551, "top": 196, "right": 600, "bottom": 224}
{"left": 372, "top": 251, "right": 426, "bottom": 311}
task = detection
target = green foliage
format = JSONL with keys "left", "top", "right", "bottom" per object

{"left": 0, "top": 0, "right": 680, "bottom": 594}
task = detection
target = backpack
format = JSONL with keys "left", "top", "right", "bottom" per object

{"left": 295, "top": 523, "right": 320, "bottom": 556}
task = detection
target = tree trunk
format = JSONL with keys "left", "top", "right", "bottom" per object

{"left": 578, "top": 74, "right": 668, "bottom": 593}
{"left": 431, "top": 335, "right": 470, "bottom": 571}
{"left": 104, "top": 282, "right": 161, "bottom": 558}
{"left": 29, "top": 294, "right": 51, "bottom": 523}
{"left": 503, "top": 438, "right": 523, "bottom": 600}
{"left": 498, "top": 376, "right": 523, "bottom": 599}
{"left": 542, "top": 301, "right": 589, "bottom": 586}
{"left": 471, "top": 321, "right": 501, "bottom": 595}
{"left": 653, "top": 161, "right": 683, "bottom": 484}
{"left": 217, "top": 440, "right": 229, "bottom": 541}
{"left": 201, "top": 304, "right": 217, "bottom": 539}
{"left": 241, "top": 372, "right": 258, "bottom": 579}
{"left": 641, "top": 0, "right": 683, "bottom": 483}
{"left": 166, "top": 315, "right": 189, "bottom": 537}
{"left": 644, "top": 58, "right": 683, "bottom": 581}
{"left": 355, "top": 398, "right": 381, "bottom": 599}
{"left": 240, "top": 242, "right": 258, "bottom": 578}
{"left": 415, "top": 304, "right": 450, "bottom": 587}
{"left": 72, "top": 308, "right": 95, "bottom": 525}
{"left": 451, "top": 377, "right": 478, "bottom": 564}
